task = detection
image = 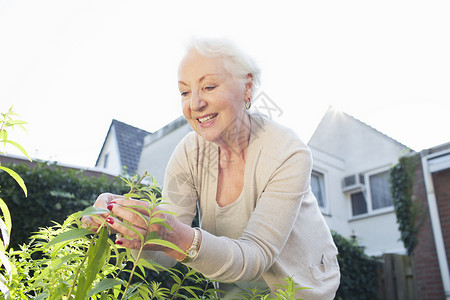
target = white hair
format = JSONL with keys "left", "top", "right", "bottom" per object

{"left": 185, "top": 37, "right": 261, "bottom": 96}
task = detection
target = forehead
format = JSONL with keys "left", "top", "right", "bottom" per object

{"left": 178, "top": 50, "right": 229, "bottom": 81}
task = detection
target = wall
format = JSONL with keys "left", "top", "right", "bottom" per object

{"left": 137, "top": 123, "right": 191, "bottom": 185}
{"left": 96, "top": 126, "right": 122, "bottom": 175}
{"left": 412, "top": 157, "right": 446, "bottom": 300}
{"left": 308, "top": 109, "right": 407, "bottom": 256}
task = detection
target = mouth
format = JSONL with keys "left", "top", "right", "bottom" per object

{"left": 197, "top": 113, "right": 218, "bottom": 124}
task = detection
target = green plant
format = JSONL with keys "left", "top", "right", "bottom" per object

{"left": 390, "top": 154, "right": 424, "bottom": 255}
{"left": 0, "top": 162, "right": 129, "bottom": 247}
{"left": 0, "top": 106, "right": 31, "bottom": 298}
{"left": 332, "top": 231, "right": 380, "bottom": 300}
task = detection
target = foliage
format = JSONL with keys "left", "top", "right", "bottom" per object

{"left": 332, "top": 231, "right": 380, "bottom": 300}
{"left": 0, "top": 162, "right": 129, "bottom": 247}
{"left": 0, "top": 106, "right": 31, "bottom": 298}
{"left": 389, "top": 155, "right": 424, "bottom": 256}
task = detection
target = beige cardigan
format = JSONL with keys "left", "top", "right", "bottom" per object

{"left": 144, "top": 113, "right": 340, "bottom": 299}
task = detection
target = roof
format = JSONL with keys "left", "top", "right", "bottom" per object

{"left": 309, "top": 106, "right": 410, "bottom": 150}
{"left": 95, "top": 119, "right": 151, "bottom": 174}
{"left": 143, "top": 115, "right": 188, "bottom": 146}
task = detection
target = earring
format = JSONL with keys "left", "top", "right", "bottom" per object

{"left": 245, "top": 99, "right": 251, "bottom": 110}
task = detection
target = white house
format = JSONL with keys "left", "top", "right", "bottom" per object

{"left": 308, "top": 107, "right": 409, "bottom": 256}
{"left": 95, "top": 107, "right": 410, "bottom": 256}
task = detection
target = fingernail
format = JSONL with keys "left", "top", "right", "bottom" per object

{"left": 115, "top": 240, "right": 123, "bottom": 245}
{"left": 110, "top": 201, "right": 116, "bottom": 204}
{"left": 107, "top": 204, "right": 113, "bottom": 211}
{"left": 106, "top": 217, "right": 114, "bottom": 225}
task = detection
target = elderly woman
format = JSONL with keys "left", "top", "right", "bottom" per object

{"left": 87, "top": 38, "right": 340, "bottom": 299}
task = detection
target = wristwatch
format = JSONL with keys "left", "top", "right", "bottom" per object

{"left": 178, "top": 227, "right": 201, "bottom": 263}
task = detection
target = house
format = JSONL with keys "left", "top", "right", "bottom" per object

{"left": 95, "top": 107, "right": 411, "bottom": 256}
{"left": 410, "top": 142, "right": 450, "bottom": 300}
{"left": 308, "top": 107, "right": 410, "bottom": 256}
{"left": 95, "top": 119, "right": 151, "bottom": 175}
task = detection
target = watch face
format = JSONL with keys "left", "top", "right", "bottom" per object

{"left": 187, "top": 249, "right": 197, "bottom": 258}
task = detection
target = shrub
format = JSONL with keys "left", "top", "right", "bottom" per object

{"left": 333, "top": 231, "right": 381, "bottom": 300}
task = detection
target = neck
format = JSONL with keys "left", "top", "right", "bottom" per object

{"left": 217, "top": 113, "right": 251, "bottom": 166}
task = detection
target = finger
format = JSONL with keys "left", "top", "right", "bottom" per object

{"left": 114, "top": 238, "right": 143, "bottom": 250}
{"left": 108, "top": 202, "right": 152, "bottom": 229}
{"left": 81, "top": 215, "right": 105, "bottom": 232}
{"left": 105, "top": 216, "right": 148, "bottom": 241}
{"left": 111, "top": 198, "right": 156, "bottom": 216}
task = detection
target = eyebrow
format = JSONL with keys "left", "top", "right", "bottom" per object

{"left": 178, "top": 73, "right": 219, "bottom": 86}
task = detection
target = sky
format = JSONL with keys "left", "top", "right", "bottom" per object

{"left": 1, "top": 0, "right": 449, "bottom": 168}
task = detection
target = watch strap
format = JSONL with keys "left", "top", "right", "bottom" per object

{"left": 177, "top": 227, "right": 200, "bottom": 263}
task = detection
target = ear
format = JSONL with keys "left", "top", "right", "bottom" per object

{"left": 244, "top": 73, "right": 254, "bottom": 100}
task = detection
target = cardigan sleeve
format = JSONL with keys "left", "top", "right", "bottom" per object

{"left": 186, "top": 143, "right": 313, "bottom": 282}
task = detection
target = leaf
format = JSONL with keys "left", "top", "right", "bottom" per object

{"left": 87, "top": 278, "right": 123, "bottom": 298}
{"left": 0, "top": 275, "right": 10, "bottom": 300}
{"left": 84, "top": 227, "right": 110, "bottom": 293}
{"left": 0, "top": 250, "right": 12, "bottom": 282}
{"left": 0, "top": 218, "right": 10, "bottom": 250}
{"left": 5, "top": 120, "right": 27, "bottom": 127}
{"left": 74, "top": 206, "right": 110, "bottom": 218}
{"left": 0, "top": 166, "right": 27, "bottom": 196}
{"left": 143, "top": 239, "right": 185, "bottom": 254}
{"left": 0, "top": 130, "right": 6, "bottom": 143}
{"left": 119, "top": 221, "right": 144, "bottom": 242}
{"left": 0, "top": 197, "right": 12, "bottom": 239}
{"left": 47, "top": 228, "right": 92, "bottom": 246}
{"left": 2, "top": 140, "right": 31, "bottom": 161}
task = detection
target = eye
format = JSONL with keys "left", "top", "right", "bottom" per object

{"left": 204, "top": 85, "right": 217, "bottom": 91}
{"left": 180, "top": 91, "right": 189, "bottom": 97}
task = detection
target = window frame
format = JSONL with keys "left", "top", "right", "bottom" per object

{"left": 311, "top": 169, "right": 329, "bottom": 215}
{"left": 348, "top": 166, "right": 395, "bottom": 220}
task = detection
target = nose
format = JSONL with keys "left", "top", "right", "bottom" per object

{"left": 190, "top": 90, "right": 207, "bottom": 111}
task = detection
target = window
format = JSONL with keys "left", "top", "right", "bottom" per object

{"left": 369, "top": 171, "right": 393, "bottom": 210}
{"left": 311, "top": 171, "right": 326, "bottom": 210}
{"left": 351, "top": 191, "right": 367, "bottom": 216}
{"left": 103, "top": 153, "right": 109, "bottom": 168}
{"left": 348, "top": 169, "right": 394, "bottom": 218}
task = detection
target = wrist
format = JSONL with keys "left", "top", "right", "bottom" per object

{"left": 177, "top": 227, "right": 201, "bottom": 263}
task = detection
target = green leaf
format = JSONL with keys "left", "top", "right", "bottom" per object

{"left": 0, "top": 130, "right": 6, "bottom": 143}
{"left": 84, "top": 227, "right": 110, "bottom": 293}
{"left": 0, "top": 250, "right": 12, "bottom": 282}
{"left": 5, "top": 120, "right": 27, "bottom": 127}
{"left": 143, "top": 239, "right": 185, "bottom": 254}
{"left": 74, "top": 206, "right": 110, "bottom": 218}
{"left": 0, "top": 218, "right": 10, "bottom": 250}
{"left": 47, "top": 228, "right": 92, "bottom": 246}
{"left": 0, "top": 166, "right": 27, "bottom": 196}
{"left": 0, "top": 275, "right": 10, "bottom": 300}
{"left": 0, "top": 197, "right": 12, "bottom": 238}
{"left": 87, "top": 278, "right": 123, "bottom": 298}
{"left": 2, "top": 140, "right": 31, "bottom": 161}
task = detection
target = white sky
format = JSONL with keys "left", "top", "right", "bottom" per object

{"left": 1, "top": 0, "right": 449, "bottom": 168}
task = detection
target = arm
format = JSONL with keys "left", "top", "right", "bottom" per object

{"left": 187, "top": 147, "right": 312, "bottom": 282}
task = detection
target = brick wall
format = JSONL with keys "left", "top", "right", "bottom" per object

{"left": 434, "top": 169, "right": 450, "bottom": 273}
{"left": 412, "top": 157, "right": 445, "bottom": 299}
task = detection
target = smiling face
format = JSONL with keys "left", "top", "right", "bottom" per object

{"left": 178, "top": 50, "right": 252, "bottom": 146}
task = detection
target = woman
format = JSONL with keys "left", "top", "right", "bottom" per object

{"left": 86, "top": 38, "right": 340, "bottom": 299}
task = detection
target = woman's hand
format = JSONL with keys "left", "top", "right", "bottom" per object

{"left": 82, "top": 193, "right": 119, "bottom": 232}
{"left": 105, "top": 197, "right": 195, "bottom": 261}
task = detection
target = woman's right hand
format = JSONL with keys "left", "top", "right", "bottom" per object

{"left": 81, "top": 193, "right": 119, "bottom": 232}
